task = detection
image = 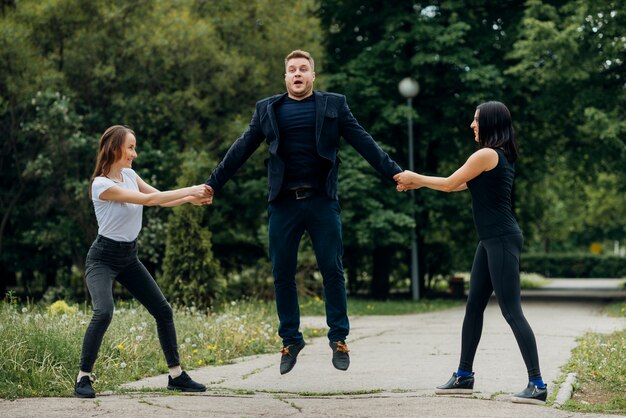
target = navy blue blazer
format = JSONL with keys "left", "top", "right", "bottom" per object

{"left": 206, "top": 91, "right": 402, "bottom": 202}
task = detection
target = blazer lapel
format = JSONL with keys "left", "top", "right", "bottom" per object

{"left": 267, "top": 93, "right": 286, "bottom": 140}
{"left": 314, "top": 91, "right": 327, "bottom": 145}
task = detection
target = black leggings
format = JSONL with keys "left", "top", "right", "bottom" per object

{"left": 79, "top": 235, "right": 180, "bottom": 372}
{"left": 459, "top": 233, "right": 542, "bottom": 380}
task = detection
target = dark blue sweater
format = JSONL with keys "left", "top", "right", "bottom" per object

{"left": 276, "top": 96, "right": 329, "bottom": 190}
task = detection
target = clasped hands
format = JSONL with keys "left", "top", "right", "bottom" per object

{"left": 394, "top": 170, "right": 422, "bottom": 192}
{"left": 188, "top": 184, "right": 214, "bottom": 206}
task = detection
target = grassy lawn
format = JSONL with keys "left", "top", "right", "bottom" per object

{"left": 0, "top": 294, "right": 458, "bottom": 399}
{"left": 446, "top": 272, "right": 551, "bottom": 290}
{"left": 559, "top": 300, "right": 626, "bottom": 415}
{"left": 300, "top": 296, "right": 462, "bottom": 316}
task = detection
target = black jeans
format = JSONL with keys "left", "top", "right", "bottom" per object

{"left": 79, "top": 235, "right": 180, "bottom": 372}
{"left": 459, "top": 233, "right": 542, "bottom": 380}
{"left": 268, "top": 192, "right": 349, "bottom": 346}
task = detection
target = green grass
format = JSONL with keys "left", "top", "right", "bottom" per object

{"left": 604, "top": 300, "right": 626, "bottom": 318}
{"left": 519, "top": 273, "right": 550, "bottom": 289}
{"left": 446, "top": 272, "right": 550, "bottom": 290}
{"left": 559, "top": 300, "right": 626, "bottom": 415}
{"left": 0, "top": 294, "right": 459, "bottom": 399}
{"left": 299, "top": 296, "right": 462, "bottom": 316}
{"left": 0, "top": 297, "right": 282, "bottom": 399}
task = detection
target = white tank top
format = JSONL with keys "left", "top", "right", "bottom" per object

{"left": 91, "top": 168, "right": 143, "bottom": 242}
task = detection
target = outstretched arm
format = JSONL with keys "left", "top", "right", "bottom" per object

{"left": 394, "top": 148, "right": 497, "bottom": 192}
{"left": 339, "top": 97, "right": 402, "bottom": 181}
{"left": 136, "top": 176, "right": 213, "bottom": 207}
{"left": 100, "top": 176, "right": 211, "bottom": 206}
{"left": 205, "top": 104, "right": 266, "bottom": 194}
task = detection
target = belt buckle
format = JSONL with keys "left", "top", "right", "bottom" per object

{"left": 295, "top": 189, "right": 308, "bottom": 200}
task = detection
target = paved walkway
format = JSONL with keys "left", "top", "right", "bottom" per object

{"left": 521, "top": 278, "right": 626, "bottom": 300}
{"left": 1, "top": 298, "right": 624, "bottom": 417}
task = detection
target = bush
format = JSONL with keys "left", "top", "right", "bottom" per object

{"left": 521, "top": 254, "right": 626, "bottom": 278}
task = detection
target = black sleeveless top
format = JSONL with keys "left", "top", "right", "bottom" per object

{"left": 466, "top": 148, "right": 521, "bottom": 240}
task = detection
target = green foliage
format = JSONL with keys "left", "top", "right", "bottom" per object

{"left": 160, "top": 151, "right": 224, "bottom": 308}
{"left": 319, "top": 0, "right": 625, "bottom": 293}
{"left": 2, "top": 0, "right": 625, "bottom": 302}
{"left": 521, "top": 254, "right": 626, "bottom": 278}
{"left": 0, "top": 0, "right": 323, "bottom": 301}
{"left": 507, "top": 0, "right": 625, "bottom": 253}
{"left": 320, "top": 1, "right": 525, "bottom": 292}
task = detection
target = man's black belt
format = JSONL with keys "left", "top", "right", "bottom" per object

{"left": 286, "top": 188, "right": 317, "bottom": 200}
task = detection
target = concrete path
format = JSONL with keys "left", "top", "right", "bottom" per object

{"left": 1, "top": 299, "right": 624, "bottom": 417}
{"left": 522, "top": 278, "right": 626, "bottom": 299}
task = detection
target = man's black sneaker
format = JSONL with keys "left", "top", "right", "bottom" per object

{"left": 279, "top": 342, "right": 305, "bottom": 375}
{"left": 74, "top": 376, "right": 96, "bottom": 398}
{"left": 329, "top": 341, "right": 350, "bottom": 371}
{"left": 167, "top": 371, "right": 206, "bottom": 392}
{"left": 511, "top": 382, "right": 548, "bottom": 405}
{"left": 435, "top": 372, "right": 474, "bottom": 395}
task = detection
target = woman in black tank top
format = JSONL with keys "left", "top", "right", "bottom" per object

{"left": 394, "top": 101, "right": 546, "bottom": 405}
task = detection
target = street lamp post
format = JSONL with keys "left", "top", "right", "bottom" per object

{"left": 398, "top": 77, "right": 420, "bottom": 301}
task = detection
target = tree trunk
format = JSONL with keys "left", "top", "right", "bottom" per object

{"left": 370, "top": 246, "right": 392, "bottom": 300}
{"left": 0, "top": 262, "right": 16, "bottom": 296}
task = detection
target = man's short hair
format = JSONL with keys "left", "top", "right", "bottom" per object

{"left": 285, "top": 50, "right": 315, "bottom": 71}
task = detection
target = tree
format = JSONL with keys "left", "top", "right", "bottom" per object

{"left": 1, "top": 0, "right": 325, "bottom": 300}
{"left": 160, "top": 151, "right": 224, "bottom": 308}
{"left": 319, "top": 0, "right": 525, "bottom": 296}
{"left": 507, "top": 0, "right": 626, "bottom": 251}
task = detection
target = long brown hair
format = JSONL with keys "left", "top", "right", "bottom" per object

{"left": 89, "top": 125, "right": 134, "bottom": 197}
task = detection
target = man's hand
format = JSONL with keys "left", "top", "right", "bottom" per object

{"left": 393, "top": 170, "right": 423, "bottom": 192}
{"left": 190, "top": 185, "right": 214, "bottom": 205}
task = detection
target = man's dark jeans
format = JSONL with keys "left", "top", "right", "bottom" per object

{"left": 79, "top": 235, "right": 180, "bottom": 372}
{"left": 268, "top": 193, "right": 349, "bottom": 346}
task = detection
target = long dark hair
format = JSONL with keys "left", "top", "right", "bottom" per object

{"left": 476, "top": 101, "right": 517, "bottom": 162}
{"left": 89, "top": 125, "right": 134, "bottom": 197}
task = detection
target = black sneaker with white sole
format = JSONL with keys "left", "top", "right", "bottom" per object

{"left": 74, "top": 376, "right": 96, "bottom": 398}
{"left": 435, "top": 372, "right": 474, "bottom": 395}
{"left": 511, "top": 382, "right": 547, "bottom": 405}
{"left": 167, "top": 371, "right": 206, "bottom": 392}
